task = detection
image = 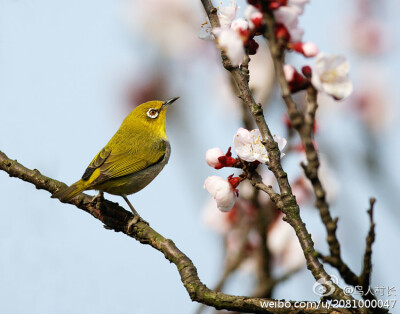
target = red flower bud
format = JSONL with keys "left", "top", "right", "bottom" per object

{"left": 268, "top": 2, "right": 281, "bottom": 10}
{"left": 227, "top": 174, "right": 242, "bottom": 189}
{"left": 289, "top": 42, "right": 319, "bottom": 57}
{"left": 251, "top": 14, "right": 263, "bottom": 30}
{"left": 247, "top": 38, "right": 259, "bottom": 55}
{"left": 215, "top": 147, "right": 237, "bottom": 169}
{"left": 227, "top": 175, "right": 243, "bottom": 196}
{"left": 283, "top": 64, "right": 308, "bottom": 93}
{"left": 301, "top": 65, "right": 312, "bottom": 77}
{"left": 275, "top": 23, "right": 290, "bottom": 42}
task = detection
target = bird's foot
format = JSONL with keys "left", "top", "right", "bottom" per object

{"left": 127, "top": 214, "right": 149, "bottom": 231}
{"left": 90, "top": 191, "right": 104, "bottom": 206}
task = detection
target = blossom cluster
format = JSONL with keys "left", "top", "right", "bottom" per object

{"left": 204, "top": 128, "right": 286, "bottom": 212}
{"left": 199, "top": 1, "right": 262, "bottom": 65}
{"left": 284, "top": 54, "right": 353, "bottom": 100}
{"left": 199, "top": 0, "right": 353, "bottom": 100}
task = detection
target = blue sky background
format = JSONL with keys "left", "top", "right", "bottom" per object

{"left": 1, "top": 0, "right": 399, "bottom": 313}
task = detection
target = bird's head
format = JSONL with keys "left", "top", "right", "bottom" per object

{"left": 125, "top": 97, "right": 179, "bottom": 137}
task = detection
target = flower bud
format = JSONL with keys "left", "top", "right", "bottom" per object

{"left": 205, "top": 148, "right": 224, "bottom": 168}
{"left": 301, "top": 65, "right": 312, "bottom": 77}
{"left": 290, "top": 41, "right": 319, "bottom": 57}
{"left": 204, "top": 176, "right": 238, "bottom": 212}
{"left": 283, "top": 64, "right": 308, "bottom": 93}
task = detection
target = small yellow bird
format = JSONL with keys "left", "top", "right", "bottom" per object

{"left": 52, "top": 97, "right": 179, "bottom": 222}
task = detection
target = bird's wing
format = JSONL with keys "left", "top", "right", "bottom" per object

{"left": 81, "top": 139, "right": 168, "bottom": 186}
{"left": 81, "top": 146, "right": 112, "bottom": 181}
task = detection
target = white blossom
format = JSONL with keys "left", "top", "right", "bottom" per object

{"left": 213, "top": 28, "right": 245, "bottom": 66}
{"left": 233, "top": 128, "right": 286, "bottom": 163}
{"left": 205, "top": 147, "right": 224, "bottom": 167}
{"left": 311, "top": 53, "right": 353, "bottom": 100}
{"left": 204, "top": 176, "right": 238, "bottom": 212}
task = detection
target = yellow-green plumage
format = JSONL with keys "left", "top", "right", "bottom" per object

{"left": 53, "top": 98, "right": 177, "bottom": 204}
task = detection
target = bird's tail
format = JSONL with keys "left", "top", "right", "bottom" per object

{"left": 52, "top": 179, "right": 88, "bottom": 202}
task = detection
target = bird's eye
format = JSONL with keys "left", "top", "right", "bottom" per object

{"left": 147, "top": 108, "right": 159, "bottom": 119}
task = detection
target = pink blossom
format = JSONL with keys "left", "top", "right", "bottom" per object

{"left": 204, "top": 176, "right": 238, "bottom": 212}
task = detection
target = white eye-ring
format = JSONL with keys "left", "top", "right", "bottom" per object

{"left": 147, "top": 108, "right": 159, "bottom": 119}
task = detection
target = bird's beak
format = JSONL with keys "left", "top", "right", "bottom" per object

{"left": 161, "top": 97, "right": 180, "bottom": 110}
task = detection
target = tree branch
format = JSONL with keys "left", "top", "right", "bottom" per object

{"left": 0, "top": 149, "right": 353, "bottom": 313}
{"left": 261, "top": 10, "right": 371, "bottom": 301}
{"left": 200, "top": 0, "right": 352, "bottom": 303}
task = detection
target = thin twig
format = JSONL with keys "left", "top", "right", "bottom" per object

{"left": 360, "top": 198, "right": 376, "bottom": 292}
